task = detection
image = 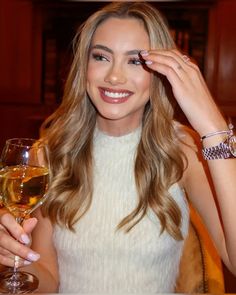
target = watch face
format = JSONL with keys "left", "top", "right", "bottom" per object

{"left": 229, "top": 135, "right": 236, "bottom": 157}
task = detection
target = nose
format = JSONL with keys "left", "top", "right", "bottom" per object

{"left": 104, "top": 64, "right": 127, "bottom": 85}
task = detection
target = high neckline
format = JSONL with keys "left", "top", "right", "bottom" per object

{"left": 93, "top": 125, "right": 142, "bottom": 148}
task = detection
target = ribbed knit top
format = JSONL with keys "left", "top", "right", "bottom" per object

{"left": 53, "top": 126, "right": 189, "bottom": 293}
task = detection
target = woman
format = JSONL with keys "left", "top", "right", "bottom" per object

{"left": 0, "top": 2, "right": 236, "bottom": 293}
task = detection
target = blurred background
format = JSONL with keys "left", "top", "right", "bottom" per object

{"left": 0, "top": 0, "right": 236, "bottom": 291}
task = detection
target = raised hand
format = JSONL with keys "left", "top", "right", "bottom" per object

{"left": 140, "top": 49, "right": 228, "bottom": 136}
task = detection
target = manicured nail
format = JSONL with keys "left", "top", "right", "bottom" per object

{"left": 21, "top": 234, "right": 30, "bottom": 245}
{"left": 24, "top": 260, "right": 32, "bottom": 266}
{"left": 145, "top": 60, "right": 153, "bottom": 65}
{"left": 27, "top": 252, "right": 40, "bottom": 262}
{"left": 140, "top": 50, "right": 149, "bottom": 56}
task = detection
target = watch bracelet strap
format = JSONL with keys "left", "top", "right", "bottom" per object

{"left": 202, "top": 141, "right": 232, "bottom": 160}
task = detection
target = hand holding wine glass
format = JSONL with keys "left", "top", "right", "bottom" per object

{"left": 0, "top": 138, "right": 50, "bottom": 293}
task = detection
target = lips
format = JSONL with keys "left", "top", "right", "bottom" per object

{"left": 99, "top": 87, "right": 133, "bottom": 104}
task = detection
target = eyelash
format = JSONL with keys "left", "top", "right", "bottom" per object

{"left": 91, "top": 53, "right": 143, "bottom": 66}
{"left": 128, "top": 58, "right": 144, "bottom": 66}
{"left": 92, "top": 53, "right": 108, "bottom": 62}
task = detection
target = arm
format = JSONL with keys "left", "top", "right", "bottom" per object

{"left": 181, "top": 132, "right": 236, "bottom": 276}
{"left": 140, "top": 49, "right": 236, "bottom": 275}
{"left": 0, "top": 209, "right": 59, "bottom": 292}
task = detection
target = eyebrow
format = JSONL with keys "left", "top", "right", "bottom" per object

{"left": 91, "top": 44, "right": 142, "bottom": 56}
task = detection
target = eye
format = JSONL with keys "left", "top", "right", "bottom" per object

{"left": 92, "top": 53, "right": 109, "bottom": 62}
{"left": 128, "top": 58, "right": 144, "bottom": 66}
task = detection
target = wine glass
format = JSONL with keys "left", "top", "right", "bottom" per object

{"left": 0, "top": 138, "right": 50, "bottom": 293}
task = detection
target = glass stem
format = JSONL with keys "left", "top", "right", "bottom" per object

{"left": 11, "top": 217, "right": 24, "bottom": 281}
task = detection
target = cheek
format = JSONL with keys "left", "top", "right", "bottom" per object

{"left": 87, "top": 63, "right": 96, "bottom": 82}
{"left": 135, "top": 71, "right": 151, "bottom": 94}
{"left": 86, "top": 63, "right": 99, "bottom": 94}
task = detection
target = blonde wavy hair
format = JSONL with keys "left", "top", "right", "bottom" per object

{"left": 42, "top": 2, "right": 186, "bottom": 240}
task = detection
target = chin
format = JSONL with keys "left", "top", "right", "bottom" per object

{"left": 100, "top": 112, "right": 125, "bottom": 121}
{"left": 98, "top": 107, "right": 127, "bottom": 120}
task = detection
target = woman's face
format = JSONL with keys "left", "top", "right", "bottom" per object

{"left": 87, "top": 17, "right": 151, "bottom": 135}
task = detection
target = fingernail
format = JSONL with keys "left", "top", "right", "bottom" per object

{"left": 27, "top": 252, "right": 40, "bottom": 262}
{"left": 21, "top": 234, "right": 30, "bottom": 245}
{"left": 140, "top": 50, "right": 149, "bottom": 56}
{"left": 24, "top": 260, "right": 32, "bottom": 266}
{"left": 145, "top": 60, "right": 153, "bottom": 65}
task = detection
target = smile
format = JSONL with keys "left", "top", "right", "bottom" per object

{"left": 104, "top": 90, "right": 130, "bottom": 98}
{"left": 99, "top": 87, "right": 133, "bottom": 104}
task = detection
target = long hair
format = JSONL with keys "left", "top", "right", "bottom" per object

{"left": 42, "top": 2, "right": 186, "bottom": 240}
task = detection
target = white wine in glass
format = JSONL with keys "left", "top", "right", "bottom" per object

{"left": 0, "top": 138, "right": 50, "bottom": 293}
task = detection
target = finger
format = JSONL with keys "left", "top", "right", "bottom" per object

{"left": 172, "top": 49, "right": 199, "bottom": 69}
{"left": 0, "top": 212, "right": 30, "bottom": 244}
{"left": 168, "top": 50, "right": 211, "bottom": 90}
{"left": 141, "top": 54, "right": 184, "bottom": 87}
{"left": 0, "top": 245, "right": 33, "bottom": 267}
{"left": 0, "top": 227, "right": 40, "bottom": 263}
{"left": 0, "top": 254, "right": 32, "bottom": 268}
{"left": 143, "top": 51, "right": 184, "bottom": 73}
{"left": 22, "top": 217, "right": 38, "bottom": 235}
{"left": 0, "top": 245, "right": 12, "bottom": 257}
{"left": 152, "top": 49, "right": 197, "bottom": 71}
{"left": 141, "top": 51, "right": 189, "bottom": 81}
{"left": 141, "top": 49, "right": 197, "bottom": 79}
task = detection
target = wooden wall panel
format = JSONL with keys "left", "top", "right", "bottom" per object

{"left": 217, "top": 0, "right": 236, "bottom": 104}
{"left": 0, "top": 0, "right": 42, "bottom": 103}
{"left": 0, "top": 104, "right": 54, "bottom": 151}
{"left": 206, "top": 0, "right": 236, "bottom": 125}
{"left": 0, "top": 0, "right": 46, "bottom": 151}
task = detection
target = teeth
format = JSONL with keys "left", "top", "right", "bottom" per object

{"left": 104, "top": 90, "right": 129, "bottom": 98}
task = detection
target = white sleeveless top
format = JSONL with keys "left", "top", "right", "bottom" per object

{"left": 53, "top": 127, "right": 189, "bottom": 293}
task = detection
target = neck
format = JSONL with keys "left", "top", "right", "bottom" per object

{"left": 96, "top": 117, "right": 142, "bottom": 137}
